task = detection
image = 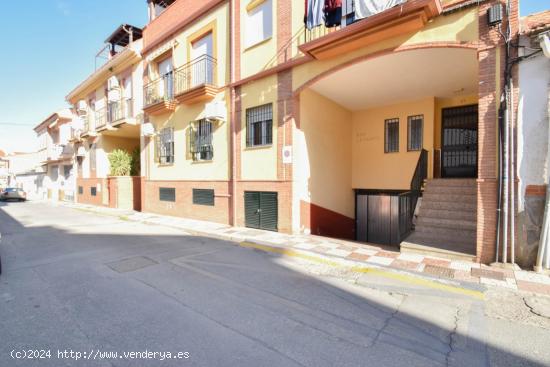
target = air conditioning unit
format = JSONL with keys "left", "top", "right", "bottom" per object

{"left": 108, "top": 89, "right": 121, "bottom": 102}
{"left": 107, "top": 76, "right": 120, "bottom": 90}
{"left": 76, "top": 146, "right": 86, "bottom": 157}
{"left": 77, "top": 100, "right": 88, "bottom": 112}
{"left": 141, "top": 122, "right": 155, "bottom": 137}
{"left": 71, "top": 117, "right": 84, "bottom": 131}
{"left": 205, "top": 101, "right": 227, "bottom": 121}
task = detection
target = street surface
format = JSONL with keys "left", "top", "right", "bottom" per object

{"left": 1, "top": 201, "right": 550, "bottom": 366}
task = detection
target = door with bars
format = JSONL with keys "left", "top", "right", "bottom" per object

{"left": 441, "top": 105, "right": 478, "bottom": 178}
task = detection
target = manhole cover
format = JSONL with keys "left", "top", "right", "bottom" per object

{"left": 471, "top": 268, "right": 505, "bottom": 280}
{"left": 107, "top": 256, "right": 158, "bottom": 273}
{"left": 424, "top": 265, "right": 455, "bottom": 279}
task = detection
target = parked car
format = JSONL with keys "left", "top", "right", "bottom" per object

{"left": 0, "top": 187, "right": 27, "bottom": 202}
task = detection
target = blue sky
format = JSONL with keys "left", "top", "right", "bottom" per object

{"left": 0, "top": 0, "right": 548, "bottom": 153}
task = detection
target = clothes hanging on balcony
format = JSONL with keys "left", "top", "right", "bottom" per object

{"left": 306, "top": 0, "right": 324, "bottom": 29}
{"left": 343, "top": 0, "right": 356, "bottom": 25}
{"left": 353, "top": 0, "right": 405, "bottom": 20}
{"left": 324, "top": 0, "right": 342, "bottom": 27}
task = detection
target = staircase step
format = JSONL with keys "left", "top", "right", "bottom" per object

{"left": 420, "top": 200, "right": 477, "bottom": 211}
{"left": 425, "top": 179, "right": 477, "bottom": 187}
{"left": 422, "top": 192, "right": 477, "bottom": 203}
{"left": 401, "top": 233, "right": 476, "bottom": 261}
{"left": 418, "top": 208, "right": 477, "bottom": 221}
{"left": 414, "top": 224, "right": 476, "bottom": 241}
{"left": 423, "top": 185, "right": 477, "bottom": 195}
{"left": 416, "top": 217, "right": 476, "bottom": 230}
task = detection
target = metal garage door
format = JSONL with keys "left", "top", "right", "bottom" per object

{"left": 245, "top": 191, "right": 278, "bottom": 231}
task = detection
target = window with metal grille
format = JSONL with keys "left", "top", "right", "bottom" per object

{"left": 384, "top": 118, "right": 399, "bottom": 153}
{"left": 91, "top": 187, "right": 97, "bottom": 196}
{"left": 246, "top": 104, "right": 273, "bottom": 147}
{"left": 193, "top": 189, "right": 215, "bottom": 206}
{"left": 63, "top": 165, "right": 72, "bottom": 179}
{"left": 189, "top": 119, "right": 213, "bottom": 161}
{"left": 155, "top": 127, "right": 174, "bottom": 164}
{"left": 159, "top": 187, "right": 176, "bottom": 202}
{"left": 89, "top": 143, "right": 97, "bottom": 171}
{"left": 78, "top": 186, "right": 83, "bottom": 195}
{"left": 407, "top": 115, "right": 423, "bottom": 151}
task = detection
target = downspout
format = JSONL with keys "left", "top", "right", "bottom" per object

{"left": 510, "top": 78, "right": 516, "bottom": 264}
{"left": 229, "top": 0, "right": 238, "bottom": 227}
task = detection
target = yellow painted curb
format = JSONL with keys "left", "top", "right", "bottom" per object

{"left": 240, "top": 242, "right": 485, "bottom": 300}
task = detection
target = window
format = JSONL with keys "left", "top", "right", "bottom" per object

{"left": 407, "top": 115, "right": 423, "bottom": 151}
{"left": 91, "top": 187, "right": 97, "bottom": 196}
{"left": 156, "top": 127, "right": 174, "bottom": 164}
{"left": 89, "top": 143, "right": 97, "bottom": 171}
{"left": 63, "top": 165, "right": 72, "bottom": 179}
{"left": 78, "top": 186, "right": 83, "bottom": 195}
{"left": 244, "top": 0, "right": 273, "bottom": 48}
{"left": 193, "top": 189, "right": 215, "bottom": 206}
{"left": 384, "top": 118, "right": 399, "bottom": 153}
{"left": 246, "top": 104, "right": 273, "bottom": 147}
{"left": 50, "top": 165, "right": 59, "bottom": 181}
{"left": 159, "top": 187, "right": 176, "bottom": 202}
{"left": 189, "top": 119, "right": 213, "bottom": 161}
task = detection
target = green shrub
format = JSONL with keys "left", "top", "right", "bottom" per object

{"left": 131, "top": 146, "right": 141, "bottom": 176}
{"left": 108, "top": 149, "right": 132, "bottom": 176}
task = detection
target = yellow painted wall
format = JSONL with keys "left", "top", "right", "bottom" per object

{"left": 145, "top": 3, "right": 231, "bottom": 182}
{"left": 434, "top": 95, "right": 478, "bottom": 150}
{"left": 352, "top": 98, "right": 435, "bottom": 190}
{"left": 148, "top": 92, "right": 230, "bottom": 181}
{"left": 240, "top": 75, "right": 279, "bottom": 180}
{"left": 292, "top": 7, "right": 478, "bottom": 93}
{"left": 296, "top": 89, "right": 354, "bottom": 218}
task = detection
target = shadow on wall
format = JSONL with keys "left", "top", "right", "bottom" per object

{"left": 0, "top": 201, "right": 547, "bottom": 366}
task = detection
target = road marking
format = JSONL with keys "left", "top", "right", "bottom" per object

{"left": 240, "top": 242, "right": 485, "bottom": 300}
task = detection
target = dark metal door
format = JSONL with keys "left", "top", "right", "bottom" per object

{"left": 441, "top": 105, "right": 478, "bottom": 178}
{"left": 245, "top": 191, "right": 278, "bottom": 231}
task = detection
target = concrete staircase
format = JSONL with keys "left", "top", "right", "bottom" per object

{"left": 401, "top": 179, "right": 477, "bottom": 261}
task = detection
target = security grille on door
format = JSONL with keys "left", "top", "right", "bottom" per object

{"left": 189, "top": 119, "right": 213, "bottom": 161}
{"left": 245, "top": 191, "right": 278, "bottom": 231}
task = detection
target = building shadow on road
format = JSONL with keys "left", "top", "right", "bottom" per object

{"left": 0, "top": 201, "right": 547, "bottom": 367}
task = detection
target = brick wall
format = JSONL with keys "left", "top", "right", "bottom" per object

{"left": 143, "top": 180, "right": 231, "bottom": 225}
{"left": 77, "top": 178, "right": 108, "bottom": 207}
{"left": 143, "top": 0, "right": 226, "bottom": 54}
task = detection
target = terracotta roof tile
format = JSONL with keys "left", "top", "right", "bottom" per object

{"left": 521, "top": 10, "right": 550, "bottom": 35}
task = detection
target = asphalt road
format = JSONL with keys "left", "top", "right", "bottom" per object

{"left": 1, "top": 201, "right": 550, "bottom": 367}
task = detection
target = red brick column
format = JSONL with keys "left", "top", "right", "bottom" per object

{"left": 476, "top": 0, "right": 519, "bottom": 263}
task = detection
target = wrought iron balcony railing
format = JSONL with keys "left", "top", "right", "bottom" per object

{"left": 174, "top": 55, "right": 216, "bottom": 96}
{"left": 143, "top": 55, "right": 217, "bottom": 108}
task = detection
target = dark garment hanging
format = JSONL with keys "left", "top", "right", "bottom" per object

{"left": 324, "top": 0, "right": 342, "bottom": 12}
{"left": 325, "top": 7, "right": 342, "bottom": 27}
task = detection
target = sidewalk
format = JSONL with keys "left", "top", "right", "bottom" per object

{"left": 61, "top": 201, "right": 550, "bottom": 297}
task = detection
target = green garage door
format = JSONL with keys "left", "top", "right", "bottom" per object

{"left": 245, "top": 191, "right": 278, "bottom": 231}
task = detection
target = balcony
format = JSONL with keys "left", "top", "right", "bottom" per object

{"left": 143, "top": 73, "right": 177, "bottom": 115}
{"left": 143, "top": 55, "right": 219, "bottom": 115}
{"left": 173, "top": 55, "right": 219, "bottom": 105}
{"left": 299, "top": 0, "right": 441, "bottom": 60}
{"left": 95, "top": 99, "right": 136, "bottom": 130}
{"left": 81, "top": 114, "right": 97, "bottom": 138}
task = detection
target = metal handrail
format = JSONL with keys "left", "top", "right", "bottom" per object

{"left": 143, "top": 55, "right": 217, "bottom": 108}
{"left": 174, "top": 54, "right": 217, "bottom": 96}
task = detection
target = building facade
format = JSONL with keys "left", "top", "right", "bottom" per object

{"left": 135, "top": 0, "right": 519, "bottom": 264}
{"left": 66, "top": 25, "right": 145, "bottom": 210}
{"left": 33, "top": 110, "right": 76, "bottom": 202}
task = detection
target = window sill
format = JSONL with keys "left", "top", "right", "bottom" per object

{"left": 244, "top": 144, "right": 273, "bottom": 151}
{"left": 157, "top": 162, "right": 174, "bottom": 167}
{"left": 244, "top": 36, "right": 272, "bottom": 52}
{"left": 191, "top": 159, "right": 213, "bottom": 164}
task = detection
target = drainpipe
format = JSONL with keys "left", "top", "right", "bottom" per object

{"left": 510, "top": 78, "right": 516, "bottom": 264}
{"left": 229, "top": 0, "right": 237, "bottom": 227}
{"left": 502, "top": 87, "right": 510, "bottom": 263}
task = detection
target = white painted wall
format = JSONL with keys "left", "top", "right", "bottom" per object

{"left": 517, "top": 38, "right": 550, "bottom": 210}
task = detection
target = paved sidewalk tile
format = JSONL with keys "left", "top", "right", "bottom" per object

{"left": 367, "top": 256, "right": 394, "bottom": 266}
{"left": 515, "top": 271, "right": 550, "bottom": 285}
{"left": 391, "top": 259, "right": 420, "bottom": 271}
{"left": 517, "top": 280, "right": 550, "bottom": 295}
{"left": 326, "top": 248, "right": 353, "bottom": 258}
{"left": 347, "top": 252, "right": 371, "bottom": 262}
{"left": 354, "top": 248, "right": 379, "bottom": 256}
{"left": 423, "top": 258, "right": 451, "bottom": 267}
{"left": 397, "top": 253, "right": 424, "bottom": 262}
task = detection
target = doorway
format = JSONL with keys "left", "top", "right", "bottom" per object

{"left": 441, "top": 105, "right": 478, "bottom": 178}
